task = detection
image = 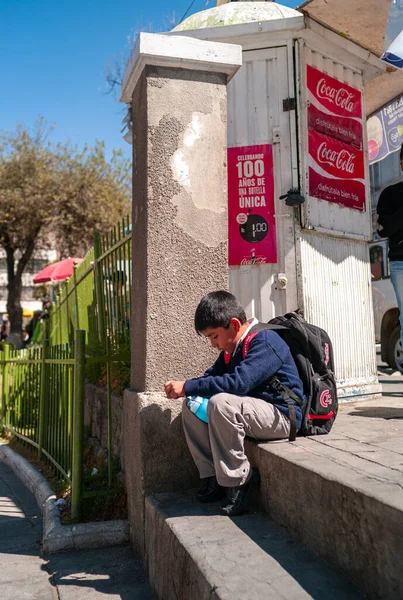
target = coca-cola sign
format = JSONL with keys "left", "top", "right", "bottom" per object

{"left": 309, "top": 131, "right": 365, "bottom": 180}
{"left": 307, "top": 64, "right": 365, "bottom": 212}
{"left": 240, "top": 255, "right": 268, "bottom": 266}
{"left": 308, "top": 167, "right": 365, "bottom": 211}
{"left": 318, "top": 142, "right": 356, "bottom": 174}
{"left": 308, "top": 103, "right": 362, "bottom": 149}
{"left": 310, "top": 132, "right": 364, "bottom": 180}
{"left": 307, "top": 65, "right": 362, "bottom": 119}
{"left": 228, "top": 144, "right": 276, "bottom": 266}
{"left": 308, "top": 131, "right": 365, "bottom": 210}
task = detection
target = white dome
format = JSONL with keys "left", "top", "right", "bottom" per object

{"left": 173, "top": 2, "right": 302, "bottom": 32}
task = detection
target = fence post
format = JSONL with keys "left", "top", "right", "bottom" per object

{"left": 1, "top": 345, "right": 10, "bottom": 427}
{"left": 73, "top": 265, "right": 80, "bottom": 331}
{"left": 38, "top": 339, "right": 48, "bottom": 459}
{"left": 71, "top": 329, "right": 86, "bottom": 523}
{"left": 93, "top": 232, "right": 107, "bottom": 345}
{"left": 94, "top": 232, "right": 113, "bottom": 487}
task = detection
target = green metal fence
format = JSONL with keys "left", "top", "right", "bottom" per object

{"left": 49, "top": 215, "right": 132, "bottom": 355}
{"left": 0, "top": 216, "right": 132, "bottom": 522}
{"left": 48, "top": 216, "right": 132, "bottom": 489}
{"left": 0, "top": 331, "right": 86, "bottom": 521}
{"left": 1, "top": 344, "right": 42, "bottom": 447}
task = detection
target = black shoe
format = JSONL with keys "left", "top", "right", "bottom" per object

{"left": 221, "top": 468, "right": 260, "bottom": 516}
{"left": 196, "top": 476, "right": 226, "bottom": 503}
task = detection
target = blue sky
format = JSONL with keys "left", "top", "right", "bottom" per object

{"left": 1, "top": 0, "right": 299, "bottom": 160}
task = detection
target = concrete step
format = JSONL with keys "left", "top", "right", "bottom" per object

{"left": 244, "top": 396, "right": 403, "bottom": 600}
{"left": 145, "top": 492, "right": 364, "bottom": 600}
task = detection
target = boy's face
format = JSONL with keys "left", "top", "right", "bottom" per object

{"left": 201, "top": 318, "right": 242, "bottom": 354}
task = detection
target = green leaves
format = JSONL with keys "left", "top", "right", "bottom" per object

{"left": 0, "top": 118, "right": 131, "bottom": 259}
{"left": 0, "top": 118, "right": 132, "bottom": 333}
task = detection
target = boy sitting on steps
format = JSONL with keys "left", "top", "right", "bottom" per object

{"left": 164, "top": 291, "right": 304, "bottom": 516}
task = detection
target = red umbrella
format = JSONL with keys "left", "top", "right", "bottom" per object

{"left": 33, "top": 258, "right": 83, "bottom": 284}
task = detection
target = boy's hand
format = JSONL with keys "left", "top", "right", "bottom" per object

{"left": 164, "top": 380, "right": 186, "bottom": 399}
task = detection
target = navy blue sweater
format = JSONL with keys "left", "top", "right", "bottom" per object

{"left": 184, "top": 330, "right": 304, "bottom": 429}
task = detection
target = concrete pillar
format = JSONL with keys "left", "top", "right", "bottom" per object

{"left": 120, "top": 33, "right": 241, "bottom": 556}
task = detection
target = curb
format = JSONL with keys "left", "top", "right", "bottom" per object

{"left": 0, "top": 443, "right": 130, "bottom": 554}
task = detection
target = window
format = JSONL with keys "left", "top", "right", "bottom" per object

{"left": 369, "top": 242, "right": 388, "bottom": 280}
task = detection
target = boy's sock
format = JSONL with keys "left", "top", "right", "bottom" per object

{"left": 196, "top": 476, "right": 226, "bottom": 503}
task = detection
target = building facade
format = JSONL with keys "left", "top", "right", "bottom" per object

{"left": 0, "top": 248, "right": 57, "bottom": 316}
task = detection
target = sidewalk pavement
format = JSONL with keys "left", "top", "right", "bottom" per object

{"left": 0, "top": 461, "right": 154, "bottom": 599}
{"left": 292, "top": 363, "right": 403, "bottom": 501}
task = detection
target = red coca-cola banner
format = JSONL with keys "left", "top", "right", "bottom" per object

{"left": 308, "top": 168, "right": 365, "bottom": 211}
{"left": 307, "top": 64, "right": 362, "bottom": 119}
{"left": 307, "top": 64, "right": 365, "bottom": 212}
{"left": 308, "top": 131, "right": 365, "bottom": 211}
{"left": 308, "top": 131, "right": 364, "bottom": 180}
{"left": 308, "top": 103, "right": 362, "bottom": 149}
{"left": 227, "top": 144, "right": 276, "bottom": 266}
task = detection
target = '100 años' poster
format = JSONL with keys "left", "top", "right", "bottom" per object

{"left": 307, "top": 65, "right": 365, "bottom": 212}
{"left": 227, "top": 144, "right": 276, "bottom": 266}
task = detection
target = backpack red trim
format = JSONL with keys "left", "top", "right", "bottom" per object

{"left": 242, "top": 332, "right": 258, "bottom": 359}
{"left": 307, "top": 411, "right": 335, "bottom": 421}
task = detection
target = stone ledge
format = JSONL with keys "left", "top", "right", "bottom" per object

{"left": 144, "top": 492, "right": 362, "bottom": 600}
{"left": 244, "top": 397, "right": 403, "bottom": 600}
{"left": 0, "top": 443, "right": 130, "bottom": 554}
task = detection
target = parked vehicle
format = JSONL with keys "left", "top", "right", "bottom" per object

{"left": 370, "top": 240, "right": 403, "bottom": 371}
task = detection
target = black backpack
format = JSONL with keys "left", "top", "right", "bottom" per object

{"left": 245, "top": 311, "right": 338, "bottom": 442}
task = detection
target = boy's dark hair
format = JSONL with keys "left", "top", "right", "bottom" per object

{"left": 400, "top": 142, "right": 403, "bottom": 161}
{"left": 194, "top": 291, "right": 247, "bottom": 333}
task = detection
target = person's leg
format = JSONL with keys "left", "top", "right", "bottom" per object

{"left": 181, "top": 398, "right": 226, "bottom": 502}
{"left": 207, "top": 393, "right": 290, "bottom": 488}
{"left": 181, "top": 398, "right": 215, "bottom": 478}
{"left": 390, "top": 260, "right": 403, "bottom": 347}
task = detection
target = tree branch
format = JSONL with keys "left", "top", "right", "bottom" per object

{"left": 16, "top": 229, "right": 41, "bottom": 280}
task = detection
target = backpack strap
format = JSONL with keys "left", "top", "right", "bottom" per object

{"left": 269, "top": 376, "right": 304, "bottom": 442}
{"left": 242, "top": 329, "right": 303, "bottom": 442}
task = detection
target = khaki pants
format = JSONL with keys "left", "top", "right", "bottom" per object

{"left": 182, "top": 393, "right": 290, "bottom": 487}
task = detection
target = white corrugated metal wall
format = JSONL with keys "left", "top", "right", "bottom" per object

{"left": 299, "top": 43, "right": 371, "bottom": 239}
{"left": 227, "top": 47, "right": 298, "bottom": 322}
{"left": 297, "top": 42, "right": 380, "bottom": 397}
{"left": 298, "top": 233, "right": 378, "bottom": 392}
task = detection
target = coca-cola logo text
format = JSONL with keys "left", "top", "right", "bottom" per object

{"left": 317, "top": 142, "right": 356, "bottom": 174}
{"left": 240, "top": 256, "right": 267, "bottom": 266}
{"left": 316, "top": 78, "right": 356, "bottom": 114}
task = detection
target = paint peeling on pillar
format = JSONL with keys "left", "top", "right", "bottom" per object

{"left": 170, "top": 108, "right": 227, "bottom": 247}
{"left": 147, "top": 69, "right": 228, "bottom": 249}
